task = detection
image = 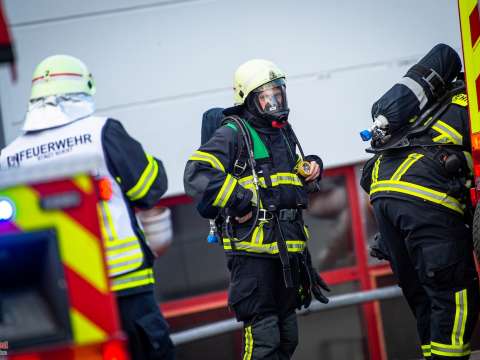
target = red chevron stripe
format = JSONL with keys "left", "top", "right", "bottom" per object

{"left": 65, "top": 265, "right": 120, "bottom": 334}
{"left": 471, "top": 3, "right": 480, "bottom": 47}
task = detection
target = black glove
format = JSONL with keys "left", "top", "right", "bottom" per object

{"left": 306, "top": 248, "right": 330, "bottom": 304}
{"left": 310, "top": 269, "right": 330, "bottom": 304}
{"left": 369, "top": 232, "right": 390, "bottom": 261}
{"left": 299, "top": 249, "right": 331, "bottom": 308}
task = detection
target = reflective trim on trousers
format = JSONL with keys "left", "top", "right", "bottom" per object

{"left": 430, "top": 341, "right": 470, "bottom": 357}
{"left": 243, "top": 325, "right": 253, "bottom": 360}
{"left": 452, "top": 289, "right": 468, "bottom": 346}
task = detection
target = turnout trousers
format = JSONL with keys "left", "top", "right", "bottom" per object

{"left": 227, "top": 255, "right": 300, "bottom": 360}
{"left": 373, "top": 198, "right": 479, "bottom": 359}
{"left": 117, "top": 290, "right": 175, "bottom": 360}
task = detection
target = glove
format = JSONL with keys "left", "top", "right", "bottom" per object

{"left": 299, "top": 248, "right": 331, "bottom": 308}
{"left": 306, "top": 249, "right": 330, "bottom": 304}
{"left": 310, "top": 269, "right": 330, "bottom": 304}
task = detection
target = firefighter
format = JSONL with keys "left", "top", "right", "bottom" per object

{"left": 0, "top": 55, "right": 175, "bottom": 360}
{"left": 362, "top": 48, "right": 480, "bottom": 358}
{"left": 184, "top": 59, "right": 329, "bottom": 359}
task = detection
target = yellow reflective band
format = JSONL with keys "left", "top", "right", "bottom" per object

{"left": 422, "top": 344, "right": 432, "bottom": 357}
{"left": 372, "top": 155, "right": 382, "bottom": 183}
{"left": 108, "top": 252, "right": 143, "bottom": 272}
{"left": 451, "top": 93, "right": 468, "bottom": 107}
{"left": 239, "top": 172, "right": 302, "bottom": 189}
{"left": 189, "top": 151, "right": 225, "bottom": 172}
{"left": 213, "top": 174, "right": 238, "bottom": 207}
{"left": 370, "top": 180, "right": 463, "bottom": 214}
{"left": 431, "top": 341, "right": 470, "bottom": 357}
{"left": 251, "top": 223, "right": 265, "bottom": 245}
{"left": 452, "top": 289, "right": 468, "bottom": 345}
{"left": 70, "top": 308, "right": 107, "bottom": 344}
{"left": 223, "top": 239, "right": 306, "bottom": 254}
{"left": 126, "top": 154, "right": 159, "bottom": 201}
{"left": 105, "top": 236, "right": 138, "bottom": 251}
{"left": 111, "top": 268, "right": 155, "bottom": 292}
{"left": 432, "top": 120, "right": 463, "bottom": 145}
{"left": 243, "top": 325, "right": 253, "bottom": 360}
{"left": 303, "top": 225, "right": 311, "bottom": 240}
{"left": 390, "top": 153, "right": 424, "bottom": 181}
{"left": 463, "top": 151, "right": 473, "bottom": 175}
{"left": 99, "top": 201, "right": 119, "bottom": 241}
{"left": 107, "top": 247, "right": 143, "bottom": 262}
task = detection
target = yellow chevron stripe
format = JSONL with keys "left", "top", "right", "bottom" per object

{"left": 70, "top": 308, "right": 107, "bottom": 344}
{"left": 5, "top": 186, "right": 108, "bottom": 294}
{"left": 72, "top": 174, "right": 94, "bottom": 194}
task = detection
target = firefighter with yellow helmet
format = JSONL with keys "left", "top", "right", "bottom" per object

{"left": 184, "top": 59, "right": 330, "bottom": 359}
{"left": 0, "top": 55, "right": 175, "bottom": 360}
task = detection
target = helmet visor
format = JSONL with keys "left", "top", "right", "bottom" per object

{"left": 251, "top": 78, "right": 288, "bottom": 115}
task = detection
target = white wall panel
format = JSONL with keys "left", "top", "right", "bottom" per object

{"left": 0, "top": 0, "right": 462, "bottom": 195}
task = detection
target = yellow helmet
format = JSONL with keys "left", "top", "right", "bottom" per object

{"left": 30, "top": 55, "right": 96, "bottom": 100}
{"left": 233, "top": 59, "right": 286, "bottom": 105}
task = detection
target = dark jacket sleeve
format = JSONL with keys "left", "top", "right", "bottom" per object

{"left": 184, "top": 125, "right": 253, "bottom": 218}
{"left": 301, "top": 154, "right": 323, "bottom": 193}
{"left": 102, "top": 118, "right": 168, "bottom": 209}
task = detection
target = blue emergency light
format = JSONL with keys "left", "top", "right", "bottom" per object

{"left": 0, "top": 198, "right": 15, "bottom": 221}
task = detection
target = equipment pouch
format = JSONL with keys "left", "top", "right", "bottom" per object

{"left": 420, "top": 242, "right": 462, "bottom": 289}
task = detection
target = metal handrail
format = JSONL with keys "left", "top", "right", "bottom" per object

{"left": 171, "top": 285, "right": 402, "bottom": 345}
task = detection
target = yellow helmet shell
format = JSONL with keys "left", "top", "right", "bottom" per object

{"left": 233, "top": 59, "right": 286, "bottom": 105}
{"left": 30, "top": 55, "right": 96, "bottom": 100}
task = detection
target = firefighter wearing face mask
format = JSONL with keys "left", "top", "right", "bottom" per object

{"left": 184, "top": 59, "right": 330, "bottom": 360}
{"left": 361, "top": 44, "right": 480, "bottom": 360}
{"left": 0, "top": 55, "right": 174, "bottom": 360}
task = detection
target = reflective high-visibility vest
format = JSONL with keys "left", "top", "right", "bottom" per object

{"left": 0, "top": 116, "right": 154, "bottom": 291}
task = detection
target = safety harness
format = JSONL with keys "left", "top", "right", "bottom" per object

{"left": 221, "top": 115, "right": 308, "bottom": 288}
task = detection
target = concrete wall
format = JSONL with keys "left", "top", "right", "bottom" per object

{"left": 0, "top": 0, "right": 462, "bottom": 195}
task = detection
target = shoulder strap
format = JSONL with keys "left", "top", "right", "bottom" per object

{"left": 224, "top": 117, "right": 269, "bottom": 160}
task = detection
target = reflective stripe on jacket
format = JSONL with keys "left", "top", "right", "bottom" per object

{"left": 184, "top": 116, "right": 312, "bottom": 257}
{"left": 369, "top": 95, "right": 471, "bottom": 214}
{"left": 1, "top": 115, "right": 168, "bottom": 293}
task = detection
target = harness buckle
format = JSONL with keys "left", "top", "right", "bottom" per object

{"left": 258, "top": 209, "right": 273, "bottom": 222}
{"left": 278, "top": 209, "right": 298, "bottom": 221}
{"left": 233, "top": 160, "right": 247, "bottom": 176}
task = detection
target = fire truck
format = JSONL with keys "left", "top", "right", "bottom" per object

{"left": 0, "top": 159, "right": 130, "bottom": 360}
{"left": 458, "top": 0, "right": 480, "bottom": 255}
